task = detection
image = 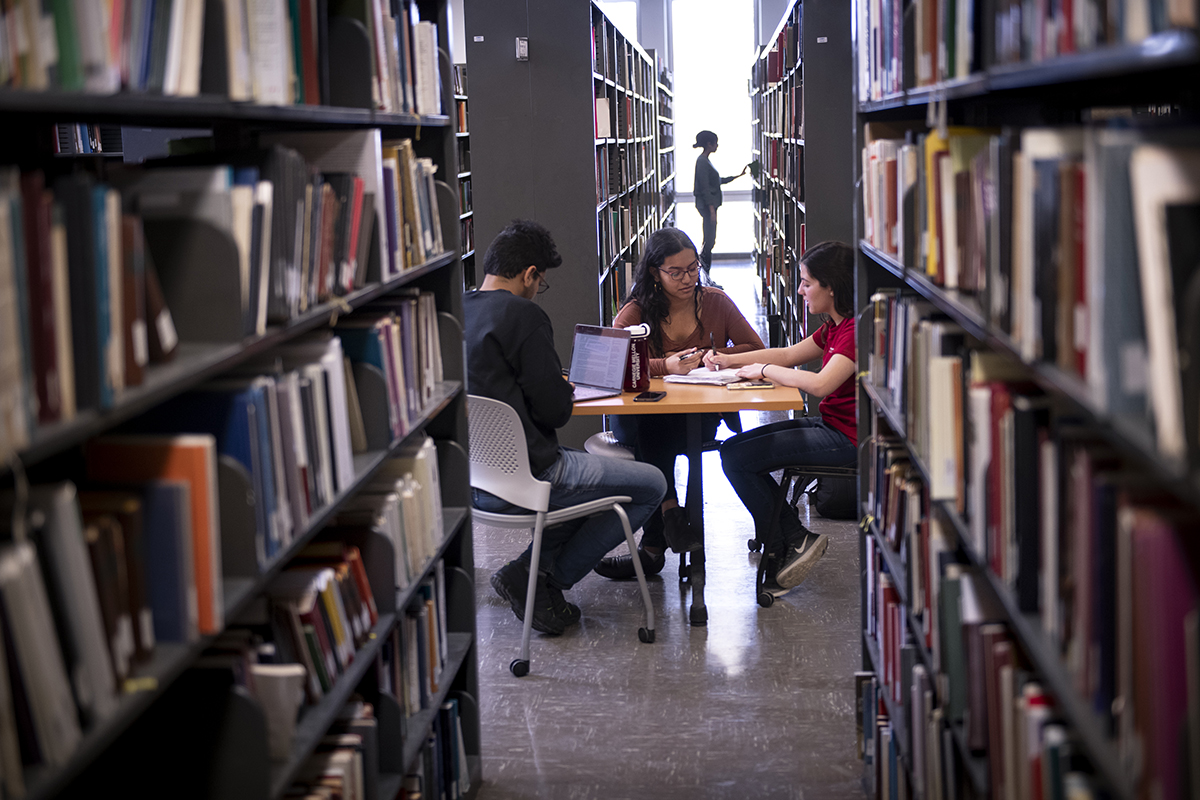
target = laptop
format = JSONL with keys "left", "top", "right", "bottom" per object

{"left": 568, "top": 324, "right": 630, "bottom": 402}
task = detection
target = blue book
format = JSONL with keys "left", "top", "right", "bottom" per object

{"left": 3, "top": 180, "right": 36, "bottom": 428}
{"left": 336, "top": 321, "right": 387, "bottom": 372}
{"left": 246, "top": 380, "right": 280, "bottom": 559}
{"left": 140, "top": 480, "right": 196, "bottom": 642}
{"left": 90, "top": 185, "right": 113, "bottom": 408}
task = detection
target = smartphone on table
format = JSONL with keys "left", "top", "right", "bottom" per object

{"left": 633, "top": 390, "right": 667, "bottom": 402}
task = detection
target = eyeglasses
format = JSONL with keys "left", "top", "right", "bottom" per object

{"left": 537, "top": 274, "right": 550, "bottom": 294}
{"left": 660, "top": 261, "right": 701, "bottom": 282}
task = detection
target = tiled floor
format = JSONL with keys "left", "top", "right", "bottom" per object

{"left": 469, "top": 260, "right": 866, "bottom": 800}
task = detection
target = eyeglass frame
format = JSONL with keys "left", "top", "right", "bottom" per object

{"left": 657, "top": 260, "right": 702, "bottom": 282}
{"left": 536, "top": 272, "right": 550, "bottom": 294}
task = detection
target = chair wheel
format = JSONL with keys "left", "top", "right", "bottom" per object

{"left": 757, "top": 591, "right": 775, "bottom": 608}
{"left": 638, "top": 627, "right": 655, "bottom": 643}
{"left": 747, "top": 538, "right": 762, "bottom": 552}
{"left": 510, "top": 659, "right": 530, "bottom": 677}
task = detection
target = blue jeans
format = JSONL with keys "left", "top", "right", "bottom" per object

{"left": 719, "top": 417, "right": 855, "bottom": 550}
{"left": 473, "top": 447, "right": 667, "bottom": 588}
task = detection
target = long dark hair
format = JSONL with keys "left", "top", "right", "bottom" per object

{"left": 801, "top": 241, "right": 854, "bottom": 320}
{"left": 623, "top": 228, "right": 703, "bottom": 357}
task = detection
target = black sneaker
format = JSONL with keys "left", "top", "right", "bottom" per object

{"left": 545, "top": 583, "right": 581, "bottom": 625}
{"left": 489, "top": 560, "right": 566, "bottom": 635}
{"left": 662, "top": 506, "right": 702, "bottom": 553}
{"left": 593, "top": 547, "right": 666, "bottom": 580}
{"left": 775, "top": 531, "right": 830, "bottom": 589}
{"left": 759, "top": 553, "right": 791, "bottom": 598}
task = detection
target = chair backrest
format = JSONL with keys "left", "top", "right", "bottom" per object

{"left": 466, "top": 395, "right": 553, "bottom": 512}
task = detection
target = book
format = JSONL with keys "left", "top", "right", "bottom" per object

{"left": 1128, "top": 144, "right": 1200, "bottom": 469}
{"left": 85, "top": 435, "right": 224, "bottom": 635}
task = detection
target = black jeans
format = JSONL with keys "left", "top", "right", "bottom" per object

{"left": 611, "top": 412, "right": 721, "bottom": 549}
{"left": 698, "top": 205, "right": 717, "bottom": 270}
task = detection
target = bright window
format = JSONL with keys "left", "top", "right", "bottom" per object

{"left": 672, "top": 0, "right": 755, "bottom": 254}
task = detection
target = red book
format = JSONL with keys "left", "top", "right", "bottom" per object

{"left": 20, "top": 171, "right": 60, "bottom": 423}
{"left": 1130, "top": 510, "right": 1199, "bottom": 800}
{"left": 317, "top": 183, "right": 339, "bottom": 301}
{"left": 345, "top": 177, "right": 365, "bottom": 291}
{"left": 299, "top": 0, "right": 321, "bottom": 105}
{"left": 120, "top": 216, "right": 147, "bottom": 388}
{"left": 988, "top": 382, "right": 1014, "bottom": 579}
{"left": 982, "top": 627, "right": 1012, "bottom": 799}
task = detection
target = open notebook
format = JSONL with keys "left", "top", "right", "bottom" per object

{"left": 663, "top": 367, "right": 745, "bottom": 385}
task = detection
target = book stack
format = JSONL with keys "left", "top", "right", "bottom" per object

{"left": 0, "top": 1, "right": 444, "bottom": 113}
{"left": 337, "top": 291, "right": 445, "bottom": 443}
{"left": 860, "top": 121, "right": 1200, "bottom": 474}
{"left": 282, "top": 700, "right": 382, "bottom": 800}
{"left": 862, "top": 351, "right": 1200, "bottom": 799}
{"left": 268, "top": 542, "right": 382, "bottom": 703}
{"left": 330, "top": 434, "right": 446, "bottom": 593}
{"left": 402, "top": 695, "right": 472, "bottom": 800}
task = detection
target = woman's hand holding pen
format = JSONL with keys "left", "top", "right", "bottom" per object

{"left": 666, "top": 348, "right": 705, "bottom": 374}
{"left": 702, "top": 349, "right": 730, "bottom": 370}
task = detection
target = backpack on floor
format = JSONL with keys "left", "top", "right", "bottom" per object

{"left": 814, "top": 476, "right": 857, "bottom": 520}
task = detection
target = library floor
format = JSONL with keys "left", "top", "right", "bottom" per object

{"left": 469, "top": 260, "right": 866, "bottom": 800}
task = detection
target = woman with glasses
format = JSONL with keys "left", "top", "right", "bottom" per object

{"left": 706, "top": 241, "right": 857, "bottom": 599}
{"left": 593, "top": 227, "right": 764, "bottom": 581}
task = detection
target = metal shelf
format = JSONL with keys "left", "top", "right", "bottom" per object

{"left": 18, "top": 252, "right": 457, "bottom": 469}
{"left": 934, "top": 502, "right": 1135, "bottom": 800}
{"left": 859, "top": 30, "right": 1200, "bottom": 113}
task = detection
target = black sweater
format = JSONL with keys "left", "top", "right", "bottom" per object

{"left": 463, "top": 289, "right": 573, "bottom": 475}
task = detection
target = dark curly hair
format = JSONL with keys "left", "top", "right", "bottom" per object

{"left": 622, "top": 227, "right": 705, "bottom": 357}
{"left": 800, "top": 241, "right": 854, "bottom": 319}
{"left": 482, "top": 219, "right": 563, "bottom": 279}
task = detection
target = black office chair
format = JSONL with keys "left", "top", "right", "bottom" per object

{"left": 753, "top": 464, "right": 858, "bottom": 608}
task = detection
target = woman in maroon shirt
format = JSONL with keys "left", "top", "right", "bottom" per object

{"left": 706, "top": 241, "right": 857, "bottom": 599}
{"left": 593, "top": 227, "right": 764, "bottom": 581}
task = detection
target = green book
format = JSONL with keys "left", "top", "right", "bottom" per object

{"left": 49, "top": 0, "right": 82, "bottom": 90}
{"left": 302, "top": 623, "right": 332, "bottom": 693}
{"left": 938, "top": 565, "right": 966, "bottom": 724}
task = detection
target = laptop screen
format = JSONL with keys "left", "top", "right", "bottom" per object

{"left": 569, "top": 325, "right": 630, "bottom": 389}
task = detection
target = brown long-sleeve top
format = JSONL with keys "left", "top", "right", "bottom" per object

{"left": 613, "top": 287, "right": 764, "bottom": 377}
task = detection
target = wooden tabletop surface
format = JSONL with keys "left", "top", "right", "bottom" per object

{"left": 572, "top": 377, "right": 804, "bottom": 416}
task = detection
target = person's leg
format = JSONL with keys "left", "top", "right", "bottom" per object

{"left": 539, "top": 448, "right": 668, "bottom": 588}
{"left": 612, "top": 413, "right": 718, "bottom": 552}
{"left": 700, "top": 207, "right": 717, "bottom": 270}
{"left": 719, "top": 418, "right": 855, "bottom": 550}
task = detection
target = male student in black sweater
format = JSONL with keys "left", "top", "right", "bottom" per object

{"left": 464, "top": 219, "right": 667, "bottom": 634}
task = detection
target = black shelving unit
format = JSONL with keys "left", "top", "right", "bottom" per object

{"left": 751, "top": 0, "right": 854, "bottom": 349}
{"left": 1, "top": 2, "right": 481, "bottom": 797}
{"left": 854, "top": 4, "right": 1200, "bottom": 799}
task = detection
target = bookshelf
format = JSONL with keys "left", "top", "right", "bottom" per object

{"left": 750, "top": 0, "right": 855, "bottom": 349}
{"left": 854, "top": 3, "right": 1200, "bottom": 799}
{"left": 454, "top": 64, "right": 476, "bottom": 290}
{"left": 652, "top": 51, "right": 676, "bottom": 228}
{"left": 0, "top": 2, "right": 480, "bottom": 799}
{"left": 464, "top": 0, "right": 662, "bottom": 340}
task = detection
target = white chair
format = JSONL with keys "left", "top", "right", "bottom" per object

{"left": 467, "top": 395, "right": 655, "bottom": 677}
